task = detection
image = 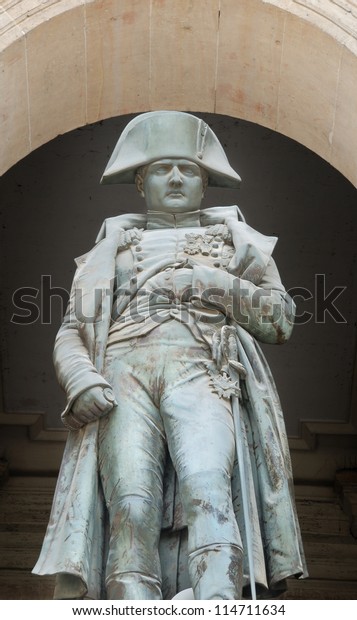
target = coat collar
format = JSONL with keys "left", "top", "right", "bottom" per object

{"left": 146, "top": 210, "right": 200, "bottom": 229}
{"left": 95, "top": 205, "right": 245, "bottom": 242}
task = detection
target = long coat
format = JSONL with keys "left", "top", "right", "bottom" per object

{"left": 33, "top": 206, "right": 307, "bottom": 599}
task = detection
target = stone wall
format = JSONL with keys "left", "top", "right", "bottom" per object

{"left": 1, "top": 1, "right": 357, "bottom": 185}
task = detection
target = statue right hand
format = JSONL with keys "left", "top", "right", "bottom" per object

{"left": 117, "top": 227, "right": 143, "bottom": 251}
{"left": 70, "top": 386, "right": 117, "bottom": 426}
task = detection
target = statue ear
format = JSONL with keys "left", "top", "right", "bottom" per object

{"left": 135, "top": 171, "right": 145, "bottom": 198}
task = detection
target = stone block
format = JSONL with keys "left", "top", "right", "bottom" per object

{"left": 149, "top": 0, "right": 218, "bottom": 111}
{"left": 277, "top": 13, "right": 340, "bottom": 163}
{"left": 86, "top": 0, "right": 151, "bottom": 122}
{"left": 216, "top": 0, "right": 285, "bottom": 129}
{"left": 26, "top": 7, "right": 86, "bottom": 151}
{"left": 331, "top": 47, "right": 357, "bottom": 188}
{"left": 0, "top": 39, "right": 30, "bottom": 175}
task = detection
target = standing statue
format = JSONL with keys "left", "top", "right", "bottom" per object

{"left": 33, "top": 111, "right": 307, "bottom": 600}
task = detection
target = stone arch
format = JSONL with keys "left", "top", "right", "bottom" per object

{"left": 1, "top": 0, "right": 357, "bottom": 186}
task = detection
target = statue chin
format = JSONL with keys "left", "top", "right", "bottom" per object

{"left": 172, "top": 589, "right": 194, "bottom": 600}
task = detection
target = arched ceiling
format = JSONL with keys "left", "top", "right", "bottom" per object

{"left": 1, "top": 0, "right": 357, "bottom": 186}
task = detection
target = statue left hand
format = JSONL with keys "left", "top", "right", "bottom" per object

{"left": 211, "top": 325, "right": 247, "bottom": 382}
{"left": 212, "top": 326, "right": 239, "bottom": 372}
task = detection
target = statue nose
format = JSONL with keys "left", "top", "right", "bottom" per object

{"left": 169, "top": 166, "right": 183, "bottom": 186}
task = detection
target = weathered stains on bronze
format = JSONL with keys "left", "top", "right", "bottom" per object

{"left": 188, "top": 544, "right": 243, "bottom": 599}
{"left": 263, "top": 427, "right": 284, "bottom": 492}
{"left": 194, "top": 553, "right": 208, "bottom": 580}
{"left": 228, "top": 549, "right": 242, "bottom": 587}
{"left": 172, "top": 497, "right": 185, "bottom": 531}
{"left": 274, "top": 323, "right": 287, "bottom": 345}
{"left": 192, "top": 498, "right": 229, "bottom": 524}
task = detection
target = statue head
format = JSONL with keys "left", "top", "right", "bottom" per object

{"left": 135, "top": 158, "right": 208, "bottom": 214}
{"left": 100, "top": 111, "right": 241, "bottom": 189}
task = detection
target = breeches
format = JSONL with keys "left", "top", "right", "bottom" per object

{"left": 98, "top": 321, "right": 241, "bottom": 599}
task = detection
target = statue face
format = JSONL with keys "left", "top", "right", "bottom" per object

{"left": 142, "top": 159, "right": 204, "bottom": 213}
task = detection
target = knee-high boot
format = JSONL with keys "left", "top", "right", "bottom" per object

{"left": 188, "top": 543, "right": 243, "bottom": 600}
{"left": 106, "top": 573, "right": 162, "bottom": 600}
{"left": 105, "top": 495, "right": 163, "bottom": 600}
{"left": 178, "top": 471, "right": 243, "bottom": 599}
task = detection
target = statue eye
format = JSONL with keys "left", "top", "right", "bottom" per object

{"left": 180, "top": 166, "right": 197, "bottom": 176}
{"left": 154, "top": 165, "right": 170, "bottom": 174}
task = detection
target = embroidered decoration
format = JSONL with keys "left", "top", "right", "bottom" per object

{"left": 183, "top": 225, "right": 233, "bottom": 259}
{"left": 184, "top": 234, "right": 211, "bottom": 255}
{"left": 205, "top": 364, "right": 241, "bottom": 399}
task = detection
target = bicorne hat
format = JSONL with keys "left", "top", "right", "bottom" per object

{"left": 100, "top": 111, "right": 241, "bottom": 188}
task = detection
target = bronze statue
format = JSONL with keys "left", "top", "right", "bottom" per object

{"left": 33, "top": 111, "right": 307, "bottom": 600}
